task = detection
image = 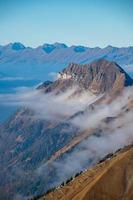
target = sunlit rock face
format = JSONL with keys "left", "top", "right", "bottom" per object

{"left": 42, "top": 59, "right": 133, "bottom": 94}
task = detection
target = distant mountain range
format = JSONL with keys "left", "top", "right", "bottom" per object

{"left": 0, "top": 42, "right": 133, "bottom": 80}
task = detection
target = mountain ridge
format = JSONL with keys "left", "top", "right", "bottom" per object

{"left": 1, "top": 42, "right": 133, "bottom": 49}
{"left": 0, "top": 43, "right": 133, "bottom": 80}
{"left": 39, "top": 144, "right": 133, "bottom": 200}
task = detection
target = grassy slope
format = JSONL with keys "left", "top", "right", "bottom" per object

{"left": 39, "top": 145, "right": 133, "bottom": 200}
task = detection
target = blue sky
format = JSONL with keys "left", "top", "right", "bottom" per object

{"left": 0, "top": 0, "right": 133, "bottom": 47}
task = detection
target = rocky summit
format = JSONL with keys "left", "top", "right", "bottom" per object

{"left": 41, "top": 59, "right": 133, "bottom": 94}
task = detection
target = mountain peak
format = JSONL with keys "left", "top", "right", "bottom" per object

{"left": 73, "top": 45, "right": 87, "bottom": 53}
{"left": 10, "top": 42, "right": 26, "bottom": 50}
{"left": 53, "top": 42, "right": 68, "bottom": 48}
{"left": 42, "top": 43, "right": 56, "bottom": 53}
{"left": 41, "top": 43, "right": 67, "bottom": 53}
{"left": 104, "top": 45, "right": 118, "bottom": 53}
{"left": 43, "top": 59, "right": 133, "bottom": 94}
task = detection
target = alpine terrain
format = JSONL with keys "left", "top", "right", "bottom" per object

{"left": 0, "top": 59, "right": 132, "bottom": 200}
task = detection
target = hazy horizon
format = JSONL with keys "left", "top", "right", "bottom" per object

{"left": 1, "top": 41, "right": 133, "bottom": 49}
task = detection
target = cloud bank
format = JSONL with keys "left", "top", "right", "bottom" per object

{"left": 36, "top": 86, "right": 133, "bottom": 191}
{"left": 0, "top": 86, "right": 100, "bottom": 122}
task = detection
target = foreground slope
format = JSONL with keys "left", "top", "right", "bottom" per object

{"left": 39, "top": 145, "right": 133, "bottom": 200}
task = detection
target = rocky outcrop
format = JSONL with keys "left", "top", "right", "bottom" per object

{"left": 43, "top": 59, "right": 133, "bottom": 94}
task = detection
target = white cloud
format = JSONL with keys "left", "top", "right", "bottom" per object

{"left": 36, "top": 86, "right": 133, "bottom": 189}
{"left": 0, "top": 86, "right": 100, "bottom": 122}
{"left": 48, "top": 72, "right": 60, "bottom": 81}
